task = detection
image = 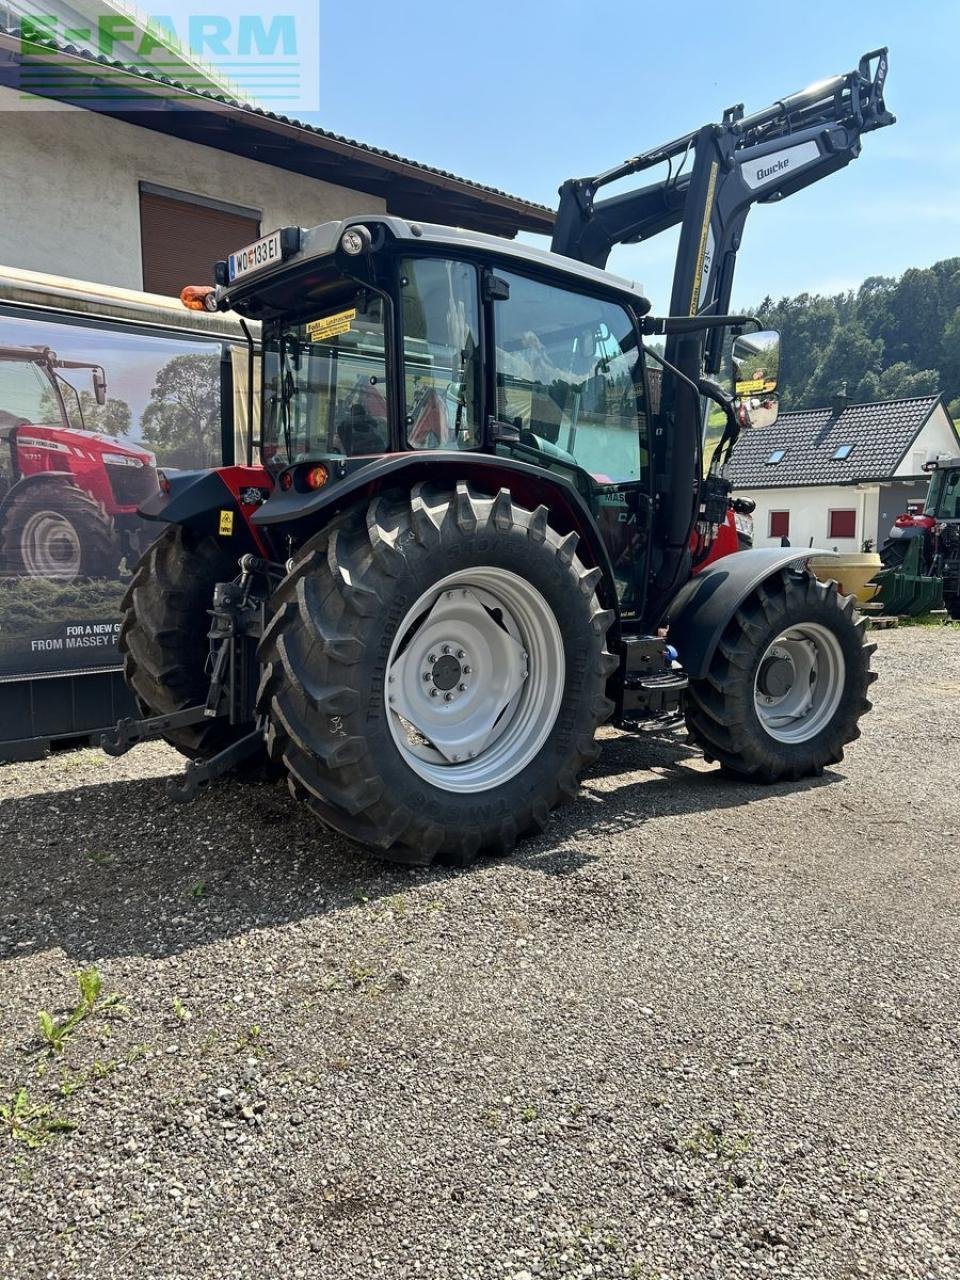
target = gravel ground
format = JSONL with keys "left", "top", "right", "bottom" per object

{"left": 1, "top": 624, "right": 958, "bottom": 1280}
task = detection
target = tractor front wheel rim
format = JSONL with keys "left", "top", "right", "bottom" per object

{"left": 385, "top": 567, "right": 564, "bottom": 793}
{"left": 753, "top": 621, "right": 845, "bottom": 744}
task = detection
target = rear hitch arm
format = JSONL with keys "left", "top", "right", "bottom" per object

{"left": 101, "top": 705, "right": 212, "bottom": 756}
{"left": 165, "top": 728, "right": 264, "bottom": 802}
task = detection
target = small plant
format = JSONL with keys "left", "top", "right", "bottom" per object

{"left": 172, "top": 998, "right": 192, "bottom": 1024}
{"left": 1, "top": 1089, "right": 76, "bottom": 1148}
{"left": 190, "top": 882, "right": 206, "bottom": 899}
{"left": 84, "top": 849, "right": 113, "bottom": 867}
{"left": 521, "top": 1105, "right": 538, "bottom": 1123}
{"left": 36, "top": 967, "right": 123, "bottom": 1057}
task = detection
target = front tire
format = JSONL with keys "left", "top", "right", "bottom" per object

{"left": 685, "top": 568, "right": 876, "bottom": 782}
{"left": 257, "top": 481, "right": 617, "bottom": 865}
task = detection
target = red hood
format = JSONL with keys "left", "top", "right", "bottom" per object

{"left": 14, "top": 423, "right": 156, "bottom": 467}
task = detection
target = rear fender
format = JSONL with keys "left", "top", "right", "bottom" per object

{"left": 252, "top": 452, "right": 620, "bottom": 611}
{"left": 139, "top": 467, "right": 274, "bottom": 558}
{"left": 0, "top": 470, "right": 76, "bottom": 519}
{"left": 664, "top": 547, "right": 836, "bottom": 680}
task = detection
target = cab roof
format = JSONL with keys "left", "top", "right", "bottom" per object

{"left": 217, "top": 215, "right": 651, "bottom": 319}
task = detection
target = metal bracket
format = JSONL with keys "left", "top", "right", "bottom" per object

{"left": 165, "top": 728, "right": 264, "bottom": 802}
{"left": 100, "top": 705, "right": 209, "bottom": 757}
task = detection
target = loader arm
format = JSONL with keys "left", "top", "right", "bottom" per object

{"left": 552, "top": 50, "right": 894, "bottom": 622}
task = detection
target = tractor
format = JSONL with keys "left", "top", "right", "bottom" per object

{"left": 0, "top": 344, "right": 158, "bottom": 579}
{"left": 873, "top": 456, "right": 960, "bottom": 618}
{"left": 104, "top": 52, "right": 893, "bottom": 865}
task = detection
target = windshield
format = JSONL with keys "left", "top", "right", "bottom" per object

{"left": 261, "top": 290, "right": 389, "bottom": 467}
{"left": 0, "top": 357, "right": 60, "bottom": 429}
{"left": 927, "top": 467, "right": 960, "bottom": 520}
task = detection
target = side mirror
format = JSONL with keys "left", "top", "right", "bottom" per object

{"left": 92, "top": 367, "right": 107, "bottom": 406}
{"left": 732, "top": 329, "right": 780, "bottom": 429}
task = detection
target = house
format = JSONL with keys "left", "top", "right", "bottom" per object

{"left": 0, "top": 16, "right": 552, "bottom": 295}
{"left": 724, "top": 390, "right": 960, "bottom": 551}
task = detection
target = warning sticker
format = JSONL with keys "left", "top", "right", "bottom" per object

{"left": 306, "top": 308, "right": 356, "bottom": 342}
{"left": 219, "top": 510, "right": 235, "bottom": 535}
{"left": 736, "top": 377, "right": 777, "bottom": 395}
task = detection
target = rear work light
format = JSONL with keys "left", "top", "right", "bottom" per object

{"left": 305, "top": 464, "right": 328, "bottom": 490}
{"left": 180, "top": 285, "right": 218, "bottom": 313}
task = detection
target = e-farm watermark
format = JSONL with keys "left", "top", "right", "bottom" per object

{"left": 14, "top": 1, "right": 320, "bottom": 112}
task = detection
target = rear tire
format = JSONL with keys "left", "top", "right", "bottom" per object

{"left": 685, "top": 568, "right": 876, "bottom": 782}
{"left": 257, "top": 481, "right": 617, "bottom": 865}
{"left": 119, "top": 524, "right": 251, "bottom": 759}
{"left": 0, "top": 481, "right": 118, "bottom": 579}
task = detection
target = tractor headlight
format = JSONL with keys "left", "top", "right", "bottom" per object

{"left": 103, "top": 453, "right": 144, "bottom": 467}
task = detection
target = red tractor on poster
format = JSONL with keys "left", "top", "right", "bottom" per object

{"left": 0, "top": 344, "right": 158, "bottom": 580}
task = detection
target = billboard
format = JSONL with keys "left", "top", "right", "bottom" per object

{"left": 0, "top": 308, "right": 228, "bottom": 679}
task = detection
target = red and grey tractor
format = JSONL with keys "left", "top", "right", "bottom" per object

{"left": 104, "top": 53, "right": 891, "bottom": 865}
{"left": 0, "top": 345, "right": 157, "bottom": 579}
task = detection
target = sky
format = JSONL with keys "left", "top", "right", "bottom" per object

{"left": 307, "top": 0, "right": 960, "bottom": 312}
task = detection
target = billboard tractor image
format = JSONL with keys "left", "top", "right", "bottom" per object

{"left": 0, "top": 345, "right": 158, "bottom": 581}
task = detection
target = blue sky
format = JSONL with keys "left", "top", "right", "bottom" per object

{"left": 309, "top": 0, "right": 959, "bottom": 312}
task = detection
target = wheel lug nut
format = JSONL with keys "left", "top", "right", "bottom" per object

{"left": 444, "top": 691, "right": 454, "bottom": 702}
{"left": 430, "top": 688, "right": 439, "bottom": 698}
{"left": 457, "top": 649, "right": 466, "bottom": 659}
{"left": 458, "top": 683, "right": 467, "bottom": 692}
{"left": 442, "top": 645, "right": 451, "bottom": 655}
{"left": 428, "top": 653, "right": 436, "bottom": 664}
{"left": 462, "top": 665, "right": 472, "bottom": 675}
{"left": 422, "top": 672, "right": 432, "bottom": 682}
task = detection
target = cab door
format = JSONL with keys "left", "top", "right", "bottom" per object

{"left": 488, "top": 269, "right": 652, "bottom": 618}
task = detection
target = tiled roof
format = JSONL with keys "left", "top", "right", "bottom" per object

{"left": 725, "top": 394, "right": 951, "bottom": 489}
{"left": 0, "top": 26, "right": 553, "bottom": 232}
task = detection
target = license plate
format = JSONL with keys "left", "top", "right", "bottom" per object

{"left": 228, "top": 230, "right": 283, "bottom": 282}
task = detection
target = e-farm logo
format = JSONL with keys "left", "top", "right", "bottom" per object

{"left": 15, "top": 2, "right": 319, "bottom": 112}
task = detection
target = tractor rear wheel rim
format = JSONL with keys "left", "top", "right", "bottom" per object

{"left": 753, "top": 621, "right": 845, "bottom": 744}
{"left": 386, "top": 567, "right": 564, "bottom": 793}
{"left": 21, "top": 510, "right": 82, "bottom": 578}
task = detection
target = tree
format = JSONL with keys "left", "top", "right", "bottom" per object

{"left": 141, "top": 354, "right": 221, "bottom": 467}
{"left": 39, "top": 386, "right": 132, "bottom": 435}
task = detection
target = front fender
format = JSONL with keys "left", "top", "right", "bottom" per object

{"left": 664, "top": 548, "right": 836, "bottom": 680}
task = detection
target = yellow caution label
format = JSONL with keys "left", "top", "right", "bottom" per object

{"left": 218, "top": 509, "right": 234, "bottom": 535}
{"left": 306, "top": 308, "right": 356, "bottom": 342}
{"left": 736, "top": 377, "right": 777, "bottom": 395}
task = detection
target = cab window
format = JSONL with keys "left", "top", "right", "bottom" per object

{"left": 493, "top": 272, "right": 648, "bottom": 484}
{"left": 400, "top": 258, "right": 482, "bottom": 450}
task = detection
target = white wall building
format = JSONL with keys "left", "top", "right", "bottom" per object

{"left": 725, "top": 392, "right": 960, "bottom": 552}
{"left": 0, "top": 21, "right": 550, "bottom": 294}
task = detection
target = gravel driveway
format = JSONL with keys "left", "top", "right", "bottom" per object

{"left": 1, "top": 625, "right": 958, "bottom": 1280}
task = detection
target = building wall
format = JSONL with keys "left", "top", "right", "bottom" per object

{"left": 740, "top": 484, "right": 881, "bottom": 551}
{"left": 0, "top": 87, "right": 387, "bottom": 289}
{"left": 893, "top": 405, "right": 960, "bottom": 478}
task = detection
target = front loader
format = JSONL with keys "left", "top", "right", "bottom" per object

{"left": 104, "top": 51, "right": 893, "bottom": 865}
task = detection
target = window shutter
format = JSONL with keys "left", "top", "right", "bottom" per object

{"left": 140, "top": 191, "right": 260, "bottom": 297}
{"left": 769, "top": 510, "right": 790, "bottom": 539}
{"left": 828, "top": 509, "right": 857, "bottom": 539}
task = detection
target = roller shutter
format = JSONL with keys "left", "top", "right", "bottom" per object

{"left": 139, "top": 189, "right": 260, "bottom": 297}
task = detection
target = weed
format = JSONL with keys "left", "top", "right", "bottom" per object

{"left": 680, "top": 1122, "right": 753, "bottom": 1161}
{"left": 1, "top": 1089, "right": 76, "bottom": 1148}
{"left": 84, "top": 850, "right": 113, "bottom": 867}
{"left": 36, "top": 966, "right": 123, "bottom": 1057}
{"left": 521, "top": 1105, "right": 538, "bottom": 1123}
{"left": 190, "top": 882, "right": 206, "bottom": 899}
{"left": 235, "top": 1026, "right": 262, "bottom": 1053}
{"left": 172, "top": 998, "right": 192, "bottom": 1024}
{"left": 58, "top": 1059, "right": 119, "bottom": 1098}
